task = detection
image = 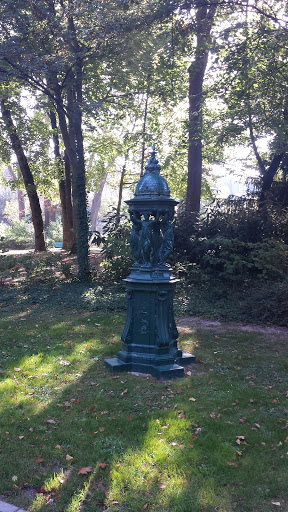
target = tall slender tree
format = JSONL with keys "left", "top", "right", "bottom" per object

{"left": 0, "top": 96, "right": 46, "bottom": 251}
{"left": 186, "top": 1, "right": 216, "bottom": 215}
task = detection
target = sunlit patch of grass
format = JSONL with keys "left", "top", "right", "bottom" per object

{"left": 0, "top": 306, "right": 287, "bottom": 512}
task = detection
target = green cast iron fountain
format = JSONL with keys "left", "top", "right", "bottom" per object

{"left": 104, "top": 144, "right": 195, "bottom": 379}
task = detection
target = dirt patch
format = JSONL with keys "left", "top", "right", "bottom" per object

{"left": 177, "top": 316, "right": 288, "bottom": 338}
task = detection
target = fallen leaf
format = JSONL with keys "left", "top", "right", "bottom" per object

{"left": 99, "top": 427, "right": 105, "bottom": 432}
{"left": 121, "top": 388, "right": 128, "bottom": 396}
{"left": 46, "top": 419, "right": 57, "bottom": 424}
{"left": 14, "top": 368, "right": 21, "bottom": 372}
{"left": 99, "top": 463, "right": 108, "bottom": 469}
{"left": 78, "top": 466, "right": 93, "bottom": 475}
{"left": 66, "top": 454, "right": 73, "bottom": 461}
{"left": 18, "top": 436, "right": 25, "bottom": 440}
{"left": 36, "top": 458, "right": 44, "bottom": 463}
{"left": 189, "top": 397, "right": 196, "bottom": 401}
{"left": 227, "top": 462, "right": 237, "bottom": 467}
{"left": 178, "top": 413, "right": 185, "bottom": 419}
{"left": 272, "top": 502, "right": 281, "bottom": 506}
{"left": 255, "top": 423, "right": 261, "bottom": 429}
{"left": 210, "top": 412, "right": 216, "bottom": 419}
{"left": 160, "top": 484, "right": 167, "bottom": 489}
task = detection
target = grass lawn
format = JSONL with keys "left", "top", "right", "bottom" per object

{"left": 0, "top": 295, "right": 287, "bottom": 512}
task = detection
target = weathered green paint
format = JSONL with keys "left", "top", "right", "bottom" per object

{"left": 104, "top": 145, "right": 195, "bottom": 380}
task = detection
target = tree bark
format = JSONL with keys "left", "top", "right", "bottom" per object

{"left": 49, "top": 110, "right": 76, "bottom": 251}
{"left": 44, "top": 197, "right": 52, "bottom": 229}
{"left": 62, "top": 152, "right": 77, "bottom": 252}
{"left": 259, "top": 152, "right": 285, "bottom": 205}
{"left": 1, "top": 98, "right": 46, "bottom": 251}
{"left": 48, "top": 68, "right": 89, "bottom": 277}
{"left": 45, "top": 2, "right": 90, "bottom": 279}
{"left": 248, "top": 106, "right": 285, "bottom": 204}
{"left": 186, "top": 1, "right": 216, "bottom": 215}
{"left": 116, "top": 154, "right": 129, "bottom": 224}
{"left": 140, "top": 89, "right": 149, "bottom": 177}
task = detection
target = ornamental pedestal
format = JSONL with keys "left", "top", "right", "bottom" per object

{"left": 104, "top": 146, "right": 195, "bottom": 380}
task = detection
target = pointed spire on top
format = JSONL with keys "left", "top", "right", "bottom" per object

{"left": 145, "top": 143, "right": 161, "bottom": 174}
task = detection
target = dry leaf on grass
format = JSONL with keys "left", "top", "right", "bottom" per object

{"left": 78, "top": 466, "right": 93, "bottom": 475}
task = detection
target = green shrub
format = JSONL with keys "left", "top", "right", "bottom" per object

{"left": 100, "top": 208, "right": 133, "bottom": 282}
{"left": 174, "top": 199, "right": 288, "bottom": 282}
{"left": 0, "top": 219, "right": 34, "bottom": 249}
{"left": 238, "top": 278, "right": 288, "bottom": 325}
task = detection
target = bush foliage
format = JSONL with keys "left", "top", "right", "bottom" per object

{"left": 0, "top": 219, "right": 35, "bottom": 249}
{"left": 1, "top": 198, "right": 288, "bottom": 325}
{"left": 97, "top": 199, "right": 288, "bottom": 325}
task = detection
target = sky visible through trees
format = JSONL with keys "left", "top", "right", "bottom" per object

{"left": 0, "top": 0, "right": 287, "bottom": 276}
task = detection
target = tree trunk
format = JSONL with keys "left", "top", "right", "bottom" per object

{"left": 1, "top": 98, "right": 46, "bottom": 251}
{"left": 90, "top": 175, "right": 107, "bottom": 232}
{"left": 248, "top": 107, "right": 285, "bottom": 205}
{"left": 58, "top": 152, "right": 77, "bottom": 252}
{"left": 46, "top": 6, "right": 90, "bottom": 279}
{"left": 49, "top": 110, "right": 76, "bottom": 251}
{"left": 44, "top": 197, "right": 52, "bottom": 229}
{"left": 186, "top": 2, "right": 216, "bottom": 215}
{"left": 49, "top": 45, "right": 89, "bottom": 277}
{"left": 140, "top": 89, "right": 149, "bottom": 177}
{"left": 259, "top": 153, "right": 285, "bottom": 205}
{"left": 116, "top": 155, "right": 128, "bottom": 223}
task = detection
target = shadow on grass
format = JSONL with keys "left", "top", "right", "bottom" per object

{"left": 0, "top": 281, "right": 127, "bottom": 316}
{"left": 0, "top": 311, "right": 287, "bottom": 512}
